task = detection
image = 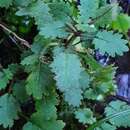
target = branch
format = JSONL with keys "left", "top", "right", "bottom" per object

{"left": 0, "top": 23, "right": 31, "bottom": 48}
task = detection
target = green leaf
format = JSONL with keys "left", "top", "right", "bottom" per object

{"left": 13, "top": 81, "right": 29, "bottom": 103}
{"left": 50, "top": 47, "right": 84, "bottom": 106}
{"left": 84, "top": 88, "right": 99, "bottom": 100}
{"left": 32, "top": 35, "right": 51, "bottom": 53}
{"left": 99, "top": 0, "right": 107, "bottom": 6}
{"left": 23, "top": 89, "right": 64, "bottom": 130}
{"left": 93, "top": 65, "right": 116, "bottom": 91}
{"left": 0, "top": 0, "right": 13, "bottom": 8}
{"left": 84, "top": 88, "right": 107, "bottom": 101}
{"left": 111, "top": 14, "right": 130, "bottom": 33}
{"left": 105, "top": 100, "right": 130, "bottom": 127}
{"left": 64, "top": 88, "right": 83, "bottom": 107}
{"left": 94, "top": 5, "right": 113, "bottom": 27}
{"left": 16, "top": 0, "right": 69, "bottom": 39}
{"left": 23, "top": 122, "right": 42, "bottom": 130}
{"left": 79, "top": 71, "right": 90, "bottom": 90}
{"left": 26, "top": 64, "right": 53, "bottom": 99}
{"left": 23, "top": 120, "right": 65, "bottom": 130}
{"left": 81, "top": 54, "right": 101, "bottom": 70}
{"left": 84, "top": 64, "right": 116, "bottom": 100}
{"left": 21, "top": 54, "right": 38, "bottom": 66}
{"left": 75, "top": 108, "right": 96, "bottom": 124}
{"left": 30, "top": 113, "right": 65, "bottom": 130}
{"left": 78, "top": 0, "right": 99, "bottom": 23}
{"left": 14, "top": 0, "right": 32, "bottom": 7}
{"left": 95, "top": 123, "right": 116, "bottom": 130}
{"left": 35, "top": 100, "right": 57, "bottom": 121}
{"left": 0, "top": 68, "right": 13, "bottom": 90}
{"left": 39, "top": 21, "right": 68, "bottom": 39}
{"left": 0, "top": 94, "right": 20, "bottom": 128}
{"left": 93, "top": 30, "right": 129, "bottom": 57}
{"left": 16, "top": 0, "right": 52, "bottom": 27}
{"left": 8, "top": 64, "right": 22, "bottom": 74}
{"left": 49, "top": 1, "right": 72, "bottom": 23}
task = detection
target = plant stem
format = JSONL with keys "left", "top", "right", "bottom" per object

{"left": 0, "top": 23, "right": 31, "bottom": 48}
{"left": 87, "top": 109, "right": 130, "bottom": 130}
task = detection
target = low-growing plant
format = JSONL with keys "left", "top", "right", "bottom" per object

{"left": 0, "top": 0, "right": 130, "bottom": 130}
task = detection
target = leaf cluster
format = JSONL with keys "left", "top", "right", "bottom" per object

{"left": 0, "top": 0, "right": 130, "bottom": 130}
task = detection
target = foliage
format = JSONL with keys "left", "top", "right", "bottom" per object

{"left": 0, "top": 68, "right": 13, "bottom": 90}
{"left": 111, "top": 13, "right": 130, "bottom": 34}
{"left": 50, "top": 47, "right": 84, "bottom": 106}
{"left": 93, "top": 30, "right": 128, "bottom": 57}
{"left": 105, "top": 100, "right": 130, "bottom": 127}
{"left": 0, "top": 0, "right": 130, "bottom": 130}
{"left": 90, "top": 100, "right": 130, "bottom": 130}
{"left": 0, "top": 0, "right": 13, "bottom": 8}
{"left": 75, "top": 108, "right": 96, "bottom": 124}
{"left": 0, "top": 94, "right": 20, "bottom": 128}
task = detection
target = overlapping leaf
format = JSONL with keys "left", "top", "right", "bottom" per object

{"left": 94, "top": 5, "right": 113, "bottom": 27}
{"left": 16, "top": 0, "right": 53, "bottom": 27}
{"left": 25, "top": 64, "right": 53, "bottom": 99}
{"left": 111, "top": 14, "right": 130, "bottom": 33}
{"left": 13, "top": 81, "right": 29, "bottom": 103}
{"left": 83, "top": 55, "right": 116, "bottom": 100}
{"left": 39, "top": 21, "right": 68, "bottom": 39}
{"left": 14, "top": 0, "right": 33, "bottom": 7}
{"left": 0, "top": 94, "right": 20, "bottom": 128}
{"left": 23, "top": 120, "right": 64, "bottom": 130}
{"left": 93, "top": 31, "right": 129, "bottom": 57}
{"left": 78, "top": 0, "right": 99, "bottom": 23}
{"left": 50, "top": 47, "right": 85, "bottom": 106}
{"left": 23, "top": 88, "right": 64, "bottom": 130}
{"left": 0, "top": 68, "right": 13, "bottom": 90}
{"left": 75, "top": 108, "right": 96, "bottom": 124}
{"left": 0, "top": 0, "right": 13, "bottom": 8}
{"left": 49, "top": 1, "right": 72, "bottom": 22}
{"left": 105, "top": 100, "right": 130, "bottom": 127}
{"left": 16, "top": 0, "right": 69, "bottom": 39}
{"left": 95, "top": 123, "right": 116, "bottom": 130}
{"left": 21, "top": 54, "right": 38, "bottom": 66}
{"left": 23, "top": 122, "right": 42, "bottom": 130}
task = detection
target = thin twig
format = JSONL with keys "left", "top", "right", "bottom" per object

{"left": 73, "top": 40, "right": 81, "bottom": 46}
{"left": 66, "top": 23, "right": 77, "bottom": 33}
{"left": 0, "top": 23, "right": 31, "bottom": 48}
